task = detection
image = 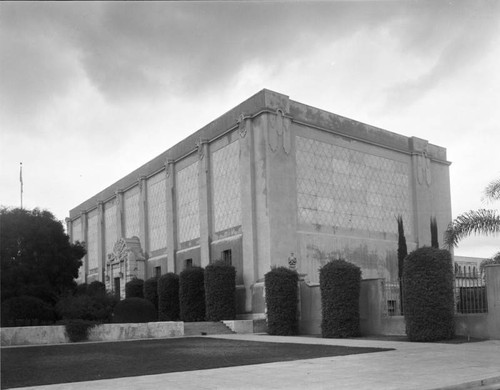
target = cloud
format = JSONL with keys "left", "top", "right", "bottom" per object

{"left": 384, "top": 0, "right": 500, "bottom": 108}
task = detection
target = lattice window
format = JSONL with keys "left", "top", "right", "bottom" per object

{"left": 211, "top": 141, "right": 241, "bottom": 233}
{"left": 296, "top": 136, "right": 411, "bottom": 234}
{"left": 124, "top": 185, "right": 140, "bottom": 238}
{"left": 176, "top": 161, "right": 200, "bottom": 244}
{"left": 147, "top": 172, "right": 167, "bottom": 251}
{"left": 87, "top": 209, "right": 99, "bottom": 271}
{"left": 104, "top": 199, "right": 117, "bottom": 257}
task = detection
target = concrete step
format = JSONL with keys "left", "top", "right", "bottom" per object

{"left": 184, "top": 321, "right": 235, "bottom": 336}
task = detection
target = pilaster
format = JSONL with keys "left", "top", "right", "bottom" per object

{"left": 80, "top": 210, "right": 88, "bottom": 283}
{"left": 409, "top": 137, "right": 432, "bottom": 247}
{"left": 115, "top": 190, "right": 125, "bottom": 239}
{"left": 198, "top": 139, "right": 212, "bottom": 268}
{"left": 138, "top": 176, "right": 148, "bottom": 277}
{"left": 97, "top": 201, "right": 105, "bottom": 282}
{"left": 239, "top": 113, "right": 258, "bottom": 312}
{"left": 165, "top": 159, "right": 176, "bottom": 273}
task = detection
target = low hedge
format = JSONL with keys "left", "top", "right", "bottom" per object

{"left": 205, "top": 261, "right": 236, "bottom": 321}
{"left": 56, "top": 293, "right": 117, "bottom": 323}
{"left": 87, "top": 281, "right": 106, "bottom": 296}
{"left": 158, "top": 273, "right": 180, "bottom": 321}
{"left": 1, "top": 295, "right": 55, "bottom": 327}
{"left": 112, "top": 297, "right": 157, "bottom": 323}
{"left": 179, "top": 267, "right": 205, "bottom": 322}
{"left": 125, "top": 278, "right": 144, "bottom": 299}
{"left": 320, "top": 259, "right": 361, "bottom": 338}
{"left": 403, "top": 247, "right": 455, "bottom": 341}
{"left": 264, "top": 267, "right": 298, "bottom": 336}
{"left": 144, "top": 277, "right": 159, "bottom": 312}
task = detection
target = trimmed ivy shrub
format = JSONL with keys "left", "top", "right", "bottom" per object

{"left": 264, "top": 267, "right": 298, "bottom": 336}
{"left": 87, "top": 281, "right": 106, "bottom": 296}
{"left": 64, "top": 319, "right": 96, "bottom": 342}
{"left": 125, "top": 278, "right": 144, "bottom": 299}
{"left": 75, "top": 283, "right": 88, "bottom": 296}
{"left": 320, "top": 259, "right": 361, "bottom": 338}
{"left": 112, "top": 297, "right": 157, "bottom": 323}
{"left": 179, "top": 266, "right": 205, "bottom": 322}
{"left": 403, "top": 247, "right": 455, "bottom": 342}
{"left": 158, "top": 273, "right": 180, "bottom": 321}
{"left": 56, "top": 293, "right": 117, "bottom": 323}
{"left": 1, "top": 295, "right": 55, "bottom": 327}
{"left": 205, "top": 261, "right": 236, "bottom": 321}
{"left": 144, "top": 277, "right": 159, "bottom": 312}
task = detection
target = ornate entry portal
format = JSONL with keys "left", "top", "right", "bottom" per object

{"left": 105, "top": 237, "right": 146, "bottom": 299}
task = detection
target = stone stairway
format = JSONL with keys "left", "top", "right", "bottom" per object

{"left": 183, "top": 321, "right": 235, "bottom": 336}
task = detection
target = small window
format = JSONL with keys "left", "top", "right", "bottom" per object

{"left": 222, "top": 250, "right": 232, "bottom": 266}
{"left": 155, "top": 266, "right": 161, "bottom": 278}
{"left": 185, "top": 259, "right": 193, "bottom": 269}
{"left": 387, "top": 300, "right": 396, "bottom": 316}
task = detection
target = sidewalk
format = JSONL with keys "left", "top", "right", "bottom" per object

{"left": 13, "top": 334, "right": 500, "bottom": 390}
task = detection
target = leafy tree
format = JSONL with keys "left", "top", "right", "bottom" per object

{"left": 0, "top": 207, "right": 85, "bottom": 304}
{"left": 479, "top": 251, "right": 500, "bottom": 279}
{"left": 444, "top": 177, "right": 500, "bottom": 248}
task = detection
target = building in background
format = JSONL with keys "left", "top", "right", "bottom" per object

{"left": 67, "top": 89, "right": 452, "bottom": 316}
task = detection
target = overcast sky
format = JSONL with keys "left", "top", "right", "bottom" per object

{"left": 1, "top": 1, "right": 499, "bottom": 258}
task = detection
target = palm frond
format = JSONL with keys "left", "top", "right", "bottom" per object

{"left": 444, "top": 209, "right": 500, "bottom": 248}
{"left": 484, "top": 178, "right": 500, "bottom": 201}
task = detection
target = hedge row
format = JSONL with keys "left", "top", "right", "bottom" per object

{"left": 403, "top": 247, "right": 455, "bottom": 342}
{"left": 320, "top": 259, "right": 361, "bottom": 338}
{"left": 264, "top": 267, "right": 298, "bottom": 335}
{"left": 205, "top": 261, "right": 236, "bottom": 321}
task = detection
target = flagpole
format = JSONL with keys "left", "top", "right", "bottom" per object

{"left": 20, "top": 162, "right": 23, "bottom": 209}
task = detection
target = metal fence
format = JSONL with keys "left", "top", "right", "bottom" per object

{"left": 454, "top": 273, "right": 488, "bottom": 314}
{"left": 384, "top": 275, "right": 488, "bottom": 316}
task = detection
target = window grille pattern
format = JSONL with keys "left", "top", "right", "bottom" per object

{"left": 124, "top": 185, "right": 140, "bottom": 238}
{"left": 72, "top": 218, "right": 82, "bottom": 243}
{"left": 211, "top": 141, "right": 241, "bottom": 233}
{"left": 87, "top": 209, "right": 99, "bottom": 271}
{"left": 296, "top": 136, "right": 411, "bottom": 234}
{"left": 147, "top": 172, "right": 167, "bottom": 251}
{"left": 104, "top": 200, "right": 117, "bottom": 257}
{"left": 177, "top": 161, "right": 200, "bottom": 244}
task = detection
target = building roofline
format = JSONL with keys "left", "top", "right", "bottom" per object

{"left": 69, "top": 89, "right": 450, "bottom": 220}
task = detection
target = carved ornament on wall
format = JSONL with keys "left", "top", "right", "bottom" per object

{"left": 417, "top": 149, "right": 432, "bottom": 187}
{"left": 269, "top": 108, "right": 291, "bottom": 155}
{"left": 237, "top": 113, "right": 248, "bottom": 138}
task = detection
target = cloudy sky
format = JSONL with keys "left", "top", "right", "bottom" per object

{"left": 1, "top": 1, "right": 499, "bottom": 258}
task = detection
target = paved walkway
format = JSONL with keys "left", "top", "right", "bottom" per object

{"left": 13, "top": 334, "right": 500, "bottom": 390}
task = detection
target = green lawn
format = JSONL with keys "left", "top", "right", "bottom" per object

{"left": 1, "top": 337, "right": 392, "bottom": 388}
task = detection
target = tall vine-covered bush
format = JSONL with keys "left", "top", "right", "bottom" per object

{"left": 158, "top": 273, "right": 180, "bottom": 321}
{"left": 179, "top": 267, "right": 205, "bottom": 322}
{"left": 125, "top": 278, "right": 144, "bottom": 299}
{"left": 144, "top": 277, "right": 159, "bottom": 312}
{"left": 264, "top": 267, "right": 298, "bottom": 336}
{"left": 320, "top": 259, "right": 361, "bottom": 338}
{"left": 403, "top": 247, "right": 455, "bottom": 342}
{"left": 205, "top": 261, "right": 236, "bottom": 321}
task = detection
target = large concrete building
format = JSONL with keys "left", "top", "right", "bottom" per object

{"left": 67, "top": 89, "right": 452, "bottom": 316}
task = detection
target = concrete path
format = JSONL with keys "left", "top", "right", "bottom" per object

{"left": 12, "top": 334, "right": 500, "bottom": 390}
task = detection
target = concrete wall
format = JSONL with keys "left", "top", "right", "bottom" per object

{"left": 1, "top": 322, "right": 184, "bottom": 346}
{"left": 298, "top": 278, "right": 406, "bottom": 336}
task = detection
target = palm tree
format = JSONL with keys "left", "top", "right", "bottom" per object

{"left": 444, "top": 177, "right": 500, "bottom": 248}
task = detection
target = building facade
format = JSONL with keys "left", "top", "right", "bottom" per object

{"left": 67, "top": 89, "right": 452, "bottom": 315}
